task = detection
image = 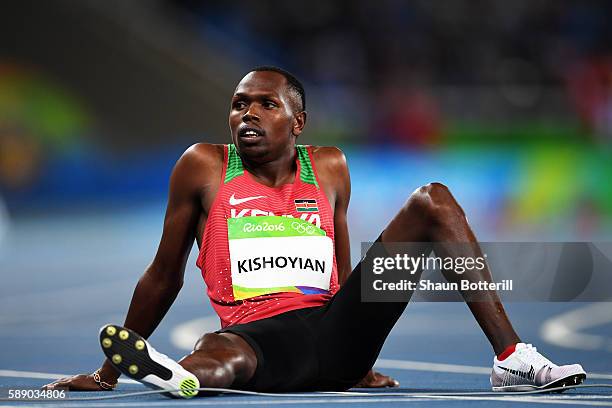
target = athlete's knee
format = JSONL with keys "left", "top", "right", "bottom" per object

{"left": 412, "top": 182, "right": 465, "bottom": 222}
{"left": 419, "top": 182, "right": 452, "bottom": 203}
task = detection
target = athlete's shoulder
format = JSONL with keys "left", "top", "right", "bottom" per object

{"left": 170, "top": 143, "right": 224, "bottom": 188}
{"left": 180, "top": 143, "right": 224, "bottom": 167}
{"left": 309, "top": 146, "right": 350, "bottom": 200}
{"left": 310, "top": 146, "right": 348, "bottom": 172}
{"left": 173, "top": 143, "right": 223, "bottom": 174}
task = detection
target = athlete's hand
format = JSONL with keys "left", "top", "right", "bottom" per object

{"left": 354, "top": 369, "right": 399, "bottom": 388}
{"left": 42, "top": 374, "right": 107, "bottom": 391}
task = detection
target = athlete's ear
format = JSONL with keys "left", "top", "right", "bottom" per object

{"left": 292, "top": 111, "right": 307, "bottom": 136}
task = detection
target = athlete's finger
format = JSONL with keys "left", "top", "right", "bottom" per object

{"left": 380, "top": 373, "right": 400, "bottom": 387}
{"left": 41, "top": 378, "right": 66, "bottom": 390}
{"left": 374, "top": 371, "right": 399, "bottom": 387}
{"left": 42, "top": 380, "right": 67, "bottom": 390}
{"left": 386, "top": 376, "right": 400, "bottom": 387}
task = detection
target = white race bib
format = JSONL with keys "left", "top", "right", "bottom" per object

{"left": 228, "top": 216, "right": 333, "bottom": 300}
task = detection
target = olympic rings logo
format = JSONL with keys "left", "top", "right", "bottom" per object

{"left": 291, "top": 221, "right": 315, "bottom": 235}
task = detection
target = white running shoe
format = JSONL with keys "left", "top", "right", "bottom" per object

{"left": 491, "top": 343, "right": 586, "bottom": 392}
{"left": 99, "top": 324, "right": 199, "bottom": 398}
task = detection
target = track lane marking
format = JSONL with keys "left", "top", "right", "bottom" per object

{"left": 374, "top": 359, "right": 612, "bottom": 380}
{"left": 541, "top": 303, "right": 612, "bottom": 352}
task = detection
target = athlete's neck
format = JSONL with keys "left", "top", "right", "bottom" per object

{"left": 241, "top": 148, "right": 297, "bottom": 188}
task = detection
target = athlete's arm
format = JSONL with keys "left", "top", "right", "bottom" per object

{"left": 120, "top": 144, "right": 216, "bottom": 340}
{"left": 330, "top": 152, "right": 351, "bottom": 285}
{"left": 312, "top": 147, "right": 351, "bottom": 285}
{"left": 44, "top": 144, "right": 221, "bottom": 391}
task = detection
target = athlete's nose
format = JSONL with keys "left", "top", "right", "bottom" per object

{"left": 242, "top": 104, "right": 260, "bottom": 123}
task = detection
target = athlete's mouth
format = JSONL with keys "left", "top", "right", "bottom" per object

{"left": 238, "top": 126, "right": 265, "bottom": 139}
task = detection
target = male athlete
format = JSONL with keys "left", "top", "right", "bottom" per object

{"left": 45, "top": 67, "right": 585, "bottom": 396}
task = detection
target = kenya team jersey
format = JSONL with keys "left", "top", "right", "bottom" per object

{"left": 196, "top": 144, "right": 339, "bottom": 328}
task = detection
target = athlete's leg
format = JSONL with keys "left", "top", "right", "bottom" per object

{"left": 381, "top": 182, "right": 520, "bottom": 354}
{"left": 178, "top": 332, "right": 257, "bottom": 389}
{"left": 99, "top": 324, "right": 258, "bottom": 396}
{"left": 315, "top": 182, "right": 520, "bottom": 388}
{"left": 316, "top": 182, "right": 583, "bottom": 391}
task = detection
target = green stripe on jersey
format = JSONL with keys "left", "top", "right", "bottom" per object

{"left": 225, "top": 144, "right": 318, "bottom": 186}
{"left": 224, "top": 144, "right": 244, "bottom": 183}
{"left": 296, "top": 145, "right": 319, "bottom": 188}
{"left": 228, "top": 216, "right": 326, "bottom": 239}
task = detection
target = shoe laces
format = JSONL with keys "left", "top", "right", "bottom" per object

{"left": 516, "top": 343, "right": 555, "bottom": 369}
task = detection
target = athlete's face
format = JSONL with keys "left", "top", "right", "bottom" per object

{"left": 229, "top": 71, "right": 306, "bottom": 161}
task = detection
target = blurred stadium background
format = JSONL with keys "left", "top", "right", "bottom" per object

{"left": 1, "top": 0, "right": 612, "bottom": 382}
{"left": 2, "top": 0, "right": 612, "bottom": 244}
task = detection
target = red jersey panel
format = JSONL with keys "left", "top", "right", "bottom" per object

{"left": 196, "top": 144, "right": 339, "bottom": 328}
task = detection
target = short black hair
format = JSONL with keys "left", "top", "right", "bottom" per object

{"left": 250, "top": 66, "right": 306, "bottom": 112}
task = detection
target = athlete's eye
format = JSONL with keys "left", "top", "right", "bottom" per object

{"left": 263, "top": 100, "right": 277, "bottom": 109}
{"left": 233, "top": 101, "right": 247, "bottom": 110}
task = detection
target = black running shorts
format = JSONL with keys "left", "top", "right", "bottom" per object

{"left": 217, "top": 235, "right": 408, "bottom": 392}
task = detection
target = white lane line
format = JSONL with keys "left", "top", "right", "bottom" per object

{"left": 375, "top": 359, "right": 490, "bottom": 375}
{"left": 541, "top": 303, "right": 612, "bottom": 352}
{"left": 0, "top": 369, "right": 137, "bottom": 384}
{"left": 375, "top": 359, "right": 612, "bottom": 380}
{"left": 2, "top": 365, "right": 611, "bottom": 388}
{"left": 424, "top": 395, "right": 612, "bottom": 406}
